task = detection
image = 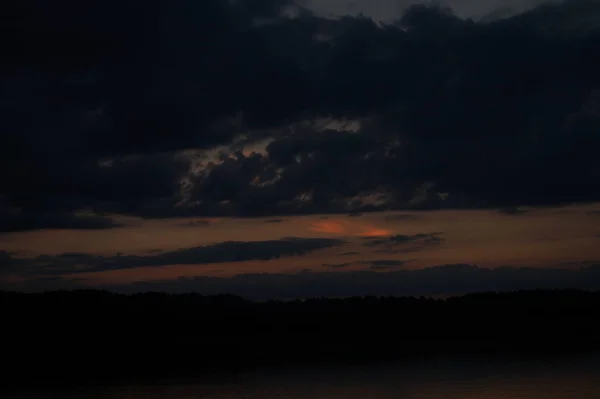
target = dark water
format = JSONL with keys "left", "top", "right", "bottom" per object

{"left": 9, "top": 355, "right": 600, "bottom": 398}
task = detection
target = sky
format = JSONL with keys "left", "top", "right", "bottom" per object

{"left": 304, "top": 0, "right": 557, "bottom": 20}
{"left": 2, "top": 0, "right": 600, "bottom": 299}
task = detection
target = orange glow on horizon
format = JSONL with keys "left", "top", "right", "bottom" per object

{"left": 2, "top": 203, "right": 600, "bottom": 290}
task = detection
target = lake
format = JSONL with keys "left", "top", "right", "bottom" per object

{"left": 7, "top": 354, "right": 600, "bottom": 398}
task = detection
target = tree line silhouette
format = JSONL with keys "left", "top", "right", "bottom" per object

{"left": 2, "top": 289, "right": 600, "bottom": 386}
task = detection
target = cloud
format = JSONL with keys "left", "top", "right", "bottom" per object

{"left": 310, "top": 219, "right": 393, "bottom": 237}
{"left": 311, "top": 221, "right": 347, "bottom": 234}
{"left": 179, "top": 219, "right": 218, "bottom": 227}
{"left": 498, "top": 206, "right": 530, "bottom": 215}
{"left": 304, "top": 0, "right": 556, "bottom": 21}
{"left": 3, "top": 0, "right": 600, "bottom": 226}
{"left": 0, "top": 203, "right": 122, "bottom": 232}
{"left": 0, "top": 251, "right": 25, "bottom": 274}
{"left": 0, "top": 150, "right": 191, "bottom": 228}
{"left": 384, "top": 214, "right": 421, "bottom": 221}
{"left": 323, "top": 258, "right": 414, "bottom": 270}
{"left": 1, "top": 237, "right": 345, "bottom": 277}
{"left": 322, "top": 262, "right": 353, "bottom": 269}
{"left": 360, "top": 227, "right": 394, "bottom": 238}
{"left": 28, "top": 263, "right": 599, "bottom": 300}
{"left": 363, "top": 232, "right": 444, "bottom": 249}
{"left": 362, "top": 259, "right": 413, "bottom": 270}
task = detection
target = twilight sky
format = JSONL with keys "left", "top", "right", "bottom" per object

{"left": 2, "top": 0, "right": 600, "bottom": 299}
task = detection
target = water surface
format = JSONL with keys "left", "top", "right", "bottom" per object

{"left": 10, "top": 354, "right": 600, "bottom": 398}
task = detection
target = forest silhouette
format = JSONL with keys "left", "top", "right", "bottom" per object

{"left": 3, "top": 289, "right": 600, "bottom": 386}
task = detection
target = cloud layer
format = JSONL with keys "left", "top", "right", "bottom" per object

{"left": 116, "top": 263, "right": 600, "bottom": 300}
{"left": 3, "top": 0, "right": 600, "bottom": 227}
{"left": 9, "top": 263, "right": 600, "bottom": 300}
{"left": 0, "top": 237, "right": 345, "bottom": 277}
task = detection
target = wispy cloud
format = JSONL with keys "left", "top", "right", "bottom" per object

{"left": 1, "top": 238, "right": 346, "bottom": 277}
{"left": 31, "top": 263, "right": 600, "bottom": 301}
{"left": 310, "top": 219, "right": 392, "bottom": 237}
{"left": 363, "top": 232, "right": 444, "bottom": 250}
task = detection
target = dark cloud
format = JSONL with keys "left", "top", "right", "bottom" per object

{"left": 3, "top": 0, "right": 600, "bottom": 226}
{"left": 306, "top": 0, "right": 554, "bottom": 21}
{"left": 373, "top": 249, "right": 421, "bottom": 255}
{"left": 1, "top": 149, "right": 191, "bottom": 225}
{"left": 179, "top": 220, "right": 214, "bottom": 227}
{"left": 1, "top": 237, "right": 345, "bottom": 276}
{"left": 19, "top": 263, "right": 598, "bottom": 300}
{"left": 323, "top": 258, "right": 412, "bottom": 269}
{"left": 560, "top": 259, "right": 600, "bottom": 267}
{"left": 384, "top": 214, "right": 421, "bottom": 221}
{"left": 0, "top": 207, "right": 121, "bottom": 233}
{"left": 366, "top": 233, "right": 444, "bottom": 255}
{"left": 322, "top": 262, "right": 353, "bottom": 269}
{"left": 185, "top": 130, "right": 385, "bottom": 216}
{"left": 362, "top": 259, "right": 413, "bottom": 270}
{"left": 0, "top": 251, "right": 24, "bottom": 274}
{"left": 340, "top": 251, "right": 360, "bottom": 256}
{"left": 498, "top": 206, "right": 529, "bottom": 215}
{"left": 363, "top": 232, "right": 444, "bottom": 248}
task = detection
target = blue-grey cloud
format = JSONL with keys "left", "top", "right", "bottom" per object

{"left": 304, "top": 0, "right": 556, "bottom": 21}
{"left": 0, "top": 237, "right": 345, "bottom": 276}
{"left": 0, "top": 211, "right": 121, "bottom": 233}
{"left": 363, "top": 259, "right": 413, "bottom": 270}
{"left": 384, "top": 214, "right": 421, "bottom": 221}
{"left": 363, "top": 232, "right": 444, "bottom": 248}
{"left": 38, "top": 263, "right": 600, "bottom": 300}
{"left": 2, "top": 0, "right": 600, "bottom": 226}
{"left": 322, "top": 262, "right": 353, "bottom": 269}
{"left": 498, "top": 206, "right": 530, "bottom": 215}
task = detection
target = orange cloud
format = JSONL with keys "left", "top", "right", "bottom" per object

{"left": 311, "top": 221, "right": 346, "bottom": 234}
{"left": 310, "top": 219, "right": 392, "bottom": 237}
{"left": 359, "top": 226, "right": 392, "bottom": 237}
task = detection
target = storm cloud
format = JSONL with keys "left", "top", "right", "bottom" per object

{"left": 0, "top": 208, "right": 122, "bottom": 232}
{"left": 3, "top": 0, "right": 600, "bottom": 227}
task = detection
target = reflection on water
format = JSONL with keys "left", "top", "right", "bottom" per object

{"left": 9, "top": 355, "right": 600, "bottom": 399}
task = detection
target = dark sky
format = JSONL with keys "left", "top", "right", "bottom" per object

{"left": 305, "top": 0, "right": 555, "bottom": 20}
{"left": 2, "top": 0, "right": 600, "bottom": 298}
